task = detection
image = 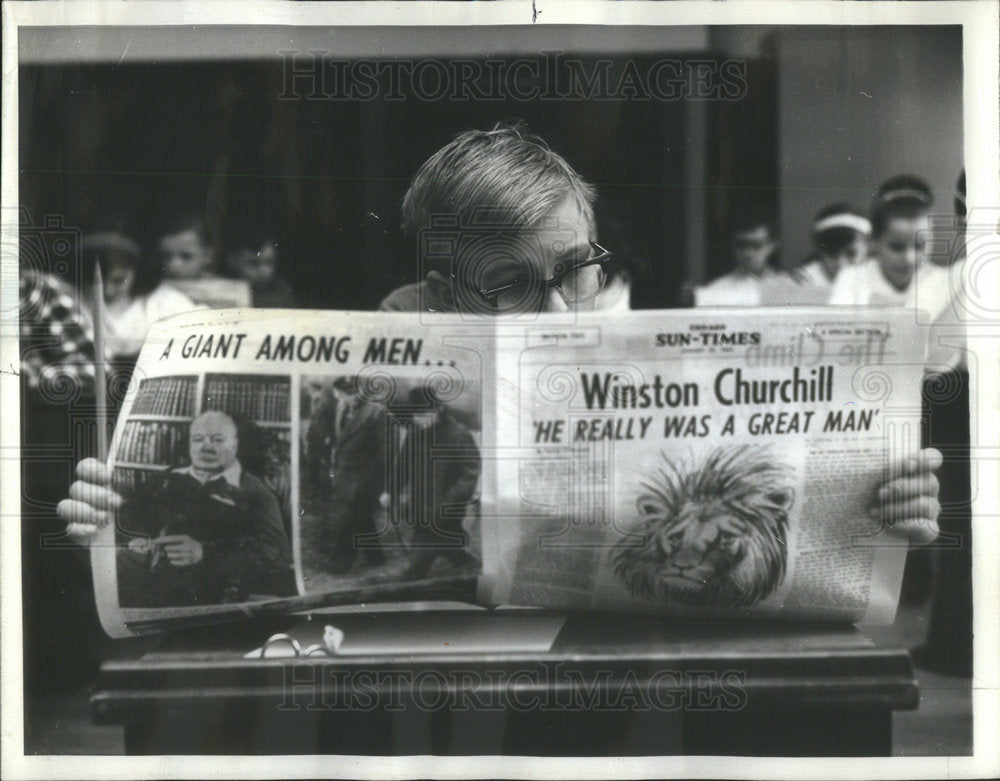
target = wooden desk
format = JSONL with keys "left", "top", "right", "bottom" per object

{"left": 91, "top": 612, "right": 918, "bottom": 756}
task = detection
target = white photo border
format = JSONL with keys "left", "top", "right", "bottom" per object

{"left": 2, "top": 1, "right": 997, "bottom": 779}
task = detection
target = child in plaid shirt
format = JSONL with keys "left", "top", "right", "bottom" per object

{"left": 19, "top": 267, "right": 103, "bottom": 399}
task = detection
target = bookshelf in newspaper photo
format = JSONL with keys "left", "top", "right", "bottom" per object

{"left": 111, "top": 374, "right": 294, "bottom": 609}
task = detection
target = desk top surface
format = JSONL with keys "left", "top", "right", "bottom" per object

{"left": 97, "top": 611, "right": 913, "bottom": 681}
{"left": 93, "top": 612, "right": 920, "bottom": 724}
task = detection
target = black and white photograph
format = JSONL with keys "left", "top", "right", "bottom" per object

{"left": 610, "top": 445, "right": 795, "bottom": 610}
{"left": 2, "top": 1, "right": 998, "bottom": 778}
{"left": 299, "top": 373, "right": 482, "bottom": 592}
{"left": 112, "top": 375, "right": 296, "bottom": 608}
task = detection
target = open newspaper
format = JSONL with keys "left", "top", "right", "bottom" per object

{"left": 92, "top": 308, "right": 926, "bottom": 636}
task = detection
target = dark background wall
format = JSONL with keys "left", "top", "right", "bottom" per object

{"left": 777, "top": 26, "right": 964, "bottom": 263}
{"left": 20, "top": 26, "right": 742, "bottom": 311}
{"left": 20, "top": 58, "right": 703, "bottom": 309}
{"left": 20, "top": 25, "right": 963, "bottom": 303}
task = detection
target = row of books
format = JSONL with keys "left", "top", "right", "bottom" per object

{"left": 204, "top": 375, "right": 291, "bottom": 422}
{"left": 116, "top": 420, "right": 187, "bottom": 467}
{"left": 116, "top": 418, "right": 295, "bottom": 466}
{"left": 113, "top": 465, "right": 169, "bottom": 497}
{"left": 130, "top": 376, "right": 198, "bottom": 417}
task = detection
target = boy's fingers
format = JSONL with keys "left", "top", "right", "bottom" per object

{"left": 890, "top": 518, "right": 940, "bottom": 546}
{"left": 888, "top": 448, "right": 943, "bottom": 479}
{"left": 65, "top": 522, "right": 100, "bottom": 544}
{"left": 77, "top": 458, "right": 113, "bottom": 485}
{"left": 917, "top": 447, "right": 945, "bottom": 472}
{"left": 57, "top": 498, "right": 109, "bottom": 528}
{"left": 869, "top": 496, "right": 941, "bottom": 536}
{"left": 879, "top": 472, "right": 940, "bottom": 502}
{"left": 69, "top": 480, "right": 123, "bottom": 511}
{"left": 894, "top": 496, "right": 942, "bottom": 523}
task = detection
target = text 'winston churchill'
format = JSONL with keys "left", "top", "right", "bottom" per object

{"left": 581, "top": 366, "right": 835, "bottom": 409}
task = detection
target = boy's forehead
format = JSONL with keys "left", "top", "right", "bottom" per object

{"left": 540, "top": 197, "right": 592, "bottom": 236}
{"left": 524, "top": 198, "right": 594, "bottom": 263}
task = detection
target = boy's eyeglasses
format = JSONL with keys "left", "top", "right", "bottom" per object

{"left": 453, "top": 241, "right": 612, "bottom": 312}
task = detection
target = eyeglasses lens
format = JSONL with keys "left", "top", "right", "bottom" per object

{"left": 494, "top": 282, "right": 543, "bottom": 313}
{"left": 560, "top": 263, "right": 606, "bottom": 302}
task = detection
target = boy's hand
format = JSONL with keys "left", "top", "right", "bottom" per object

{"left": 57, "top": 458, "right": 123, "bottom": 544}
{"left": 870, "top": 448, "right": 943, "bottom": 545}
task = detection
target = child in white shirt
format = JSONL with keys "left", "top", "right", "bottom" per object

{"left": 695, "top": 208, "right": 781, "bottom": 307}
{"left": 81, "top": 231, "right": 201, "bottom": 360}
{"left": 829, "top": 175, "right": 957, "bottom": 324}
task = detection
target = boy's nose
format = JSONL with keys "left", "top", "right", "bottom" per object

{"left": 541, "top": 287, "right": 569, "bottom": 312}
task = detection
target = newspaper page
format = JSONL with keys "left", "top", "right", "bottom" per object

{"left": 483, "top": 308, "right": 927, "bottom": 624}
{"left": 94, "top": 306, "right": 928, "bottom": 634}
{"left": 91, "top": 309, "right": 488, "bottom": 637}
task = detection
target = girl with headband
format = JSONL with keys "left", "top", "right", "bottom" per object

{"left": 798, "top": 202, "right": 871, "bottom": 288}
{"left": 829, "top": 175, "right": 954, "bottom": 318}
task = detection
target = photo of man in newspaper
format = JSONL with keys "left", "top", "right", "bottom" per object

{"left": 303, "top": 375, "right": 390, "bottom": 575}
{"left": 299, "top": 374, "right": 481, "bottom": 592}
{"left": 113, "top": 384, "right": 296, "bottom": 607}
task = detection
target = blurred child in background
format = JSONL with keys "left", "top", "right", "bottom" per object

{"left": 799, "top": 202, "right": 871, "bottom": 288}
{"left": 158, "top": 211, "right": 257, "bottom": 308}
{"left": 156, "top": 211, "right": 217, "bottom": 282}
{"left": 695, "top": 206, "right": 781, "bottom": 306}
{"left": 829, "top": 175, "right": 961, "bottom": 326}
{"left": 224, "top": 228, "right": 297, "bottom": 308}
{"left": 81, "top": 231, "right": 199, "bottom": 362}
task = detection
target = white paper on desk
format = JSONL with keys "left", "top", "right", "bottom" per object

{"left": 245, "top": 612, "right": 567, "bottom": 658}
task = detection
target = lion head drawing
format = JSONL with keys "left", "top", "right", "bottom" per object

{"left": 611, "top": 446, "right": 794, "bottom": 609}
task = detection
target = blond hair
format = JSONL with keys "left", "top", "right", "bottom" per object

{"left": 401, "top": 121, "right": 596, "bottom": 271}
